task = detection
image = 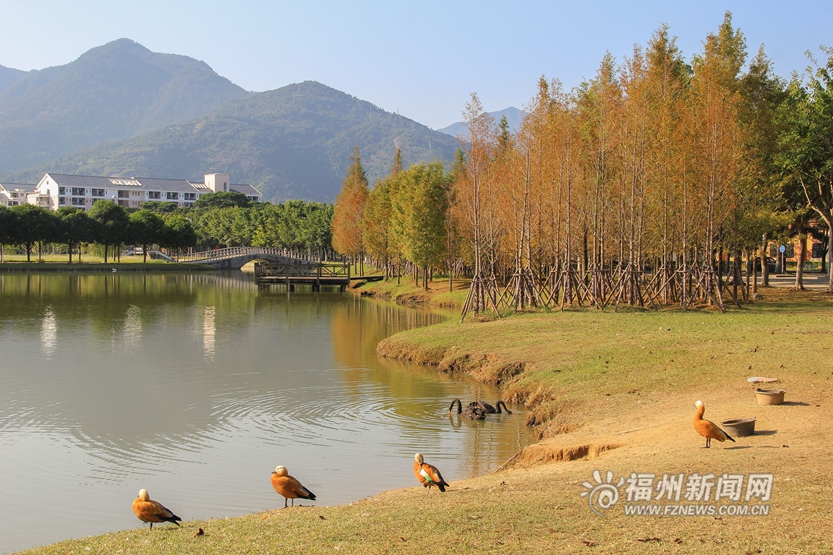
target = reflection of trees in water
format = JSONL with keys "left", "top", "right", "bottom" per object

{"left": 331, "top": 297, "right": 534, "bottom": 473}
{"left": 0, "top": 273, "right": 268, "bottom": 464}
{"left": 0, "top": 274, "right": 533, "bottom": 488}
{"left": 447, "top": 410, "right": 532, "bottom": 477}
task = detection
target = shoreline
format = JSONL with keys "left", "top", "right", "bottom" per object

{"left": 16, "top": 285, "right": 833, "bottom": 554}
{"left": 0, "top": 263, "right": 213, "bottom": 272}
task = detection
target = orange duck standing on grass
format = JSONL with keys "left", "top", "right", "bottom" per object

{"left": 693, "top": 400, "right": 736, "bottom": 448}
{"left": 271, "top": 465, "right": 316, "bottom": 507}
{"left": 413, "top": 453, "right": 449, "bottom": 492}
{"left": 131, "top": 489, "right": 182, "bottom": 530}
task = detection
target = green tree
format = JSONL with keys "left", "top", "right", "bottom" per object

{"left": 251, "top": 203, "right": 281, "bottom": 247}
{"left": 160, "top": 215, "right": 198, "bottom": 256}
{"left": 128, "top": 210, "right": 165, "bottom": 262}
{"left": 777, "top": 46, "right": 833, "bottom": 292}
{"left": 392, "top": 163, "right": 451, "bottom": 290}
{"left": 57, "top": 207, "right": 97, "bottom": 263}
{"left": 142, "top": 201, "right": 179, "bottom": 214}
{"left": 733, "top": 47, "right": 787, "bottom": 290}
{"left": 8, "top": 204, "right": 58, "bottom": 262}
{"left": 193, "top": 191, "right": 252, "bottom": 210}
{"left": 89, "top": 200, "right": 129, "bottom": 262}
{"left": 363, "top": 176, "right": 395, "bottom": 276}
{"left": 304, "top": 202, "right": 334, "bottom": 256}
{"left": 194, "top": 206, "right": 254, "bottom": 247}
{"left": 0, "top": 205, "right": 12, "bottom": 262}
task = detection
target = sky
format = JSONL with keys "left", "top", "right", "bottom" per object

{"left": 0, "top": 0, "right": 830, "bottom": 130}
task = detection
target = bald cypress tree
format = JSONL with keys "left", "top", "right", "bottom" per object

{"left": 332, "top": 146, "right": 369, "bottom": 270}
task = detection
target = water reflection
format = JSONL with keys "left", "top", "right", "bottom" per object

{"left": 0, "top": 273, "right": 533, "bottom": 554}
{"left": 203, "top": 306, "right": 216, "bottom": 362}
{"left": 40, "top": 305, "right": 56, "bottom": 359}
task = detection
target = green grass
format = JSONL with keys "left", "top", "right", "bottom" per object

{"left": 352, "top": 275, "right": 470, "bottom": 309}
{"left": 378, "top": 289, "right": 833, "bottom": 431}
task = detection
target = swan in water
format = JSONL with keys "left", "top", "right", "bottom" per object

{"left": 468, "top": 400, "right": 512, "bottom": 414}
{"left": 448, "top": 398, "right": 486, "bottom": 420}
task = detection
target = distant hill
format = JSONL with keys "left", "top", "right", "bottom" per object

{"left": 0, "top": 64, "right": 25, "bottom": 95}
{"left": 0, "top": 39, "right": 251, "bottom": 171}
{"left": 8, "top": 81, "right": 460, "bottom": 203}
{"left": 437, "top": 107, "right": 525, "bottom": 137}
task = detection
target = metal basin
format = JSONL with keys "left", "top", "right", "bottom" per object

{"left": 721, "top": 417, "right": 756, "bottom": 437}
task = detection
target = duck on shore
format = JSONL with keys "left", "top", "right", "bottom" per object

{"left": 693, "top": 400, "right": 736, "bottom": 448}
{"left": 131, "top": 489, "right": 182, "bottom": 531}
{"left": 413, "top": 453, "right": 449, "bottom": 492}
{"left": 271, "top": 465, "right": 317, "bottom": 507}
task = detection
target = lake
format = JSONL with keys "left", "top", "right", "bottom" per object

{"left": 0, "top": 272, "right": 533, "bottom": 553}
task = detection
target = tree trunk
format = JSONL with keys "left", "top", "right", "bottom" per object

{"left": 827, "top": 221, "right": 833, "bottom": 294}
{"left": 795, "top": 235, "right": 806, "bottom": 291}
{"left": 68, "top": 243, "right": 73, "bottom": 264}
{"left": 761, "top": 238, "right": 770, "bottom": 287}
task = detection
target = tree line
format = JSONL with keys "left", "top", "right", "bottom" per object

{"left": 0, "top": 192, "right": 335, "bottom": 263}
{"left": 331, "top": 12, "right": 833, "bottom": 314}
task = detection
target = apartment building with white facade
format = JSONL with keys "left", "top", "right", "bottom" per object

{"left": 26, "top": 172, "right": 261, "bottom": 211}
{"left": 0, "top": 183, "right": 35, "bottom": 207}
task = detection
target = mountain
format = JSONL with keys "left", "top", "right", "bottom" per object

{"left": 0, "top": 39, "right": 251, "bottom": 171}
{"left": 0, "top": 64, "right": 25, "bottom": 95}
{"left": 7, "top": 81, "right": 460, "bottom": 203}
{"left": 437, "top": 107, "right": 525, "bottom": 137}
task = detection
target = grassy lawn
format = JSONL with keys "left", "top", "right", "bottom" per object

{"left": 18, "top": 288, "right": 833, "bottom": 554}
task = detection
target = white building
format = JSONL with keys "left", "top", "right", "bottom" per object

{"left": 0, "top": 182, "right": 35, "bottom": 207}
{"left": 28, "top": 172, "right": 261, "bottom": 211}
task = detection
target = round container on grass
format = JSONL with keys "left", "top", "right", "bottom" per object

{"left": 721, "top": 417, "right": 756, "bottom": 437}
{"left": 755, "top": 388, "right": 785, "bottom": 406}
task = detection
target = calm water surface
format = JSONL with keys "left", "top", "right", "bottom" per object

{"left": 0, "top": 273, "right": 532, "bottom": 553}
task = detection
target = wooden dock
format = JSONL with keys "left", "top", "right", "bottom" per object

{"left": 254, "top": 261, "right": 351, "bottom": 291}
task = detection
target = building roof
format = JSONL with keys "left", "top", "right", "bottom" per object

{"left": 0, "top": 182, "right": 36, "bottom": 191}
{"left": 42, "top": 173, "right": 261, "bottom": 197}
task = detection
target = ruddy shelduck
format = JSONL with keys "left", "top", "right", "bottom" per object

{"left": 131, "top": 489, "right": 182, "bottom": 530}
{"left": 693, "top": 400, "right": 736, "bottom": 448}
{"left": 413, "top": 453, "right": 449, "bottom": 492}
{"left": 271, "top": 465, "right": 316, "bottom": 507}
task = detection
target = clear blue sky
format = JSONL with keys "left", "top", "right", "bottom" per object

{"left": 0, "top": 0, "right": 830, "bottom": 129}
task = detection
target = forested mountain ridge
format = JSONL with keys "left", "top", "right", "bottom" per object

{"left": 0, "top": 39, "right": 252, "bottom": 171}
{"left": 7, "top": 81, "right": 460, "bottom": 203}
{"left": 0, "top": 63, "right": 25, "bottom": 95}
{"left": 437, "top": 107, "right": 525, "bottom": 136}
